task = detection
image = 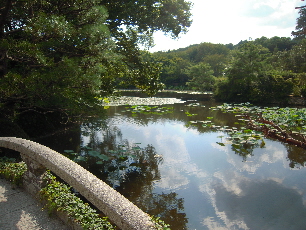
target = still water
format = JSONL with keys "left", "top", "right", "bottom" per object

{"left": 41, "top": 96, "right": 306, "bottom": 230}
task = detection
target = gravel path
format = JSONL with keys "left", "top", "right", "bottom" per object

{"left": 0, "top": 178, "right": 68, "bottom": 230}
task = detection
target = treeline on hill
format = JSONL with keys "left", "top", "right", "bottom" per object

{"left": 151, "top": 36, "right": 306, "bottom": 103}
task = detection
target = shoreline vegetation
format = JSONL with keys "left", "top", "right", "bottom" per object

{"left": 0, "top": 90, "right": 305, "bottom": 141}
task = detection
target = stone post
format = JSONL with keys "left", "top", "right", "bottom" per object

{"left": 20, "top": 153, "right": 47, "bottom": 197}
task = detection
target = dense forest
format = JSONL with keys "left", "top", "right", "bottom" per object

{"left": 152, "top": 35, "right": 306, "bottom": 103}
{"left": 149, "top": 4, "right": 306, "bottom": 103}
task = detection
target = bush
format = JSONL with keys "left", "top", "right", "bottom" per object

{"left": 301, "top": 86, "right": 306, "bottom": 98}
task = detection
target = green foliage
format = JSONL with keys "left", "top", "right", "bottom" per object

{"left": 153, "top": 36, "right": 304, "bottom": 103}
{"left": 292, "top": 8, "right": 306, "bottom": 40}
{"left": 185, "top": 111, "right": 197, "bottom": 117}
{"left": 60, "top": 146, "right": 171, "bottom": 229}
{"left": 40, "top": 171, "right": 115, "bottom": 230}
{"left": 0, "top": 157, "right": 27, "bottom": 186}
{"left": 103, "top": 0, "right": 192, "bottom": 38}
{"left": 63, "top": 142, "right": 161, "bottom": 187}
{"left": 152, "top": 42, "right": 230, "bottom": 88}
{"left": 301, "top": 85, "right": 306, "bottom": 98}
{"left": 0, "top": 0, "right": 192, "bottom": 121}
{"left": 255, "top": 71, "right": 294, "bottom": 102}
{"left": 151, "top": 216, "right": 171, "bottom": 230}
{"left": 185, "top": 63, "right": 215, "bottom": 91}
{"left": 254, "top": 36, "right": 296, "bottom": 52}
{"left": 0, "top": 0, "right": 113, "bottom": 119}
{"left": 123, "top": 105, "right": 174, "bottom": 115}
{"left": 153, "top": 54, "right": 190, "bottom": 88}
{"left": 100, "top": 0, "right": 192, "bottom": 93}
{"left": 214, "top": 42, "right": 298, "bottom": 103}
{"left": 207, "top": 103, "right": 306, "bottom": 159}
{"left": 214, "top": 103, "right": 306, "bottom": 134}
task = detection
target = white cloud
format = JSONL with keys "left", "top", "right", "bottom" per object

{"left": 149, "top": 0, "right": 303, "bottom": 52}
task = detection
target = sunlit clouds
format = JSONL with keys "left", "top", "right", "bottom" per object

{"left": 150, "top": 0, "right": 304, "bottom": 52}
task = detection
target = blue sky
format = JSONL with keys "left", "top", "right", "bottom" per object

{"left": 149, "top": 0, "right": 305, "bottom": 52}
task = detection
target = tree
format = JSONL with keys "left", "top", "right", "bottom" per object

{"left": 215, "top": 42, "right": 271, "bottom": 102}
{"left": 186, "top": 63, "right": 215, "bottom": 91}
{"left": 292, "top": 4, "right": 306, "bottom": 40}
{"left": 0, "top": 0, "right": 114, "bottom": 119}
{"left": 0, "top": 0, "right": 192, "bottom": 121}
{"left": 102, "top": 0, "right": 192, "bottom": 38}
{"left": 272, "top": 39, "right": 306, "bottom": 73}
{"left": 215, "top": 42, "right": 297, "bottom": 103}
{"left": 152, "top": 42, "right": 230, "bottom": 88}
{"left": 254, "top": 36, "right": 295, "bottom": 52}
{"left": 101, "top": 0, "right": 192, "bottom": 92}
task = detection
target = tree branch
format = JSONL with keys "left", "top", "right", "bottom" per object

{"left": 0, "top": 0, "right": 13, "bottom": 38}
{"left": 245, "top": 113, "right": 306, "bottom": 149}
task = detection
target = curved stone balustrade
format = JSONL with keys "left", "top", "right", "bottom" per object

{"left": 0, "top": 137, "right": 155, "bottom": 230}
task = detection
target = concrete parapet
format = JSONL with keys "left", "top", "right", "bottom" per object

{"left": 0, "top": 137, "right": 155, "bottom": 230}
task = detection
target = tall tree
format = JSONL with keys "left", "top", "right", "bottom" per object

{"left": 0, "top": 0, "right": 192, "bottom": 120}
{"left": 0, "top": 0, "right": 114, "bottom": 118}
{"left": 215, "top": 42, "right": 271, "bottom": 102}
{"left": 292, "top": 5, "right": 306, "bottom": 40}
{"left": 101, "top": 0, "right": 192, "bottom": 92}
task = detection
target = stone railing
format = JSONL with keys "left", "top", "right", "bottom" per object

{"left": 0, "top": 137, "right": 155, "bottom": 230}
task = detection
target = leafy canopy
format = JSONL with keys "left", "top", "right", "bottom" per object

{"left": 292, "top": 6, "right": 306, "bottom": 40}
{"left": 0, "top": 0, "right": 192, "bottom": 119}
{"left": 186, "top": 63, "right": 215, "bottom": 92}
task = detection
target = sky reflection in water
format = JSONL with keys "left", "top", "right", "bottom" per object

{"left": 82, "top": 102, "right": 306, "bottom": 230}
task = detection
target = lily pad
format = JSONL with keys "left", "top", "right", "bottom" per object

{"left": 98, "top": 154, "right": 109, "bottom": 161}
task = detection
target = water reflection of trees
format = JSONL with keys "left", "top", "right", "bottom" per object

{"left": 81, "top": 121, "right": 188, "bottom": 229}
{"left": 285, "top": 144, "right": 306, "bottom": 168}
{"left": 231, "top": 143, "right": 255, "bottom": 161}
{"left": 110, "top": 102, "right": 306, "bottom": 167}
{"left": 107, "top": 101, "right": 239, "bottom": 133}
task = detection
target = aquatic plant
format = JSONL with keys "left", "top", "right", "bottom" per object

{"left": 211, "top": 103, "right": 306, "bottom": 150}
{"left": 122, "top": 105, "right": 174, "bottom": 115}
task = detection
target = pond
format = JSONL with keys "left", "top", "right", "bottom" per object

{"left": 39, "top": 94, "right": 306, "bottom": 230}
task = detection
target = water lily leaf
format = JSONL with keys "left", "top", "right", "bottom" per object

{"left": 96, "top": 161, "right": 104, "bottom": 165}
{"left": 243, "top": 129, "right": 253, "bottom": 133}
{"left": 76, "top": 156, "right": 86, "bottom": 162}
{"left": 88, "top": 151, "right": 100, "bottom": 157}
{"left": 64, "top": 150, "right": 74, "bottom": 153}
{"left": 216, "top": 142, "right": 225, "bottom": 146}
{"left": 98, "top": 154, "right": 109, "bottom": 161}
